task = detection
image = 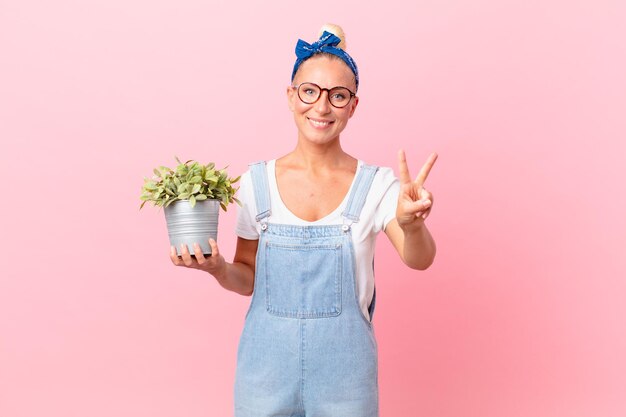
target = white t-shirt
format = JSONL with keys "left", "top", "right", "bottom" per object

{"left": 235, "top": 159, "right": 401, "bottom": 321}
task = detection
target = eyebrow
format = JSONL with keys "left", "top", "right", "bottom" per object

{"left": 298, "top": 82, "right": 354, "bottom": 92}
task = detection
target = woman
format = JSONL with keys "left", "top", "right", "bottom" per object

{"left": 170, "top": 24, "right": 437, "bottom": 417}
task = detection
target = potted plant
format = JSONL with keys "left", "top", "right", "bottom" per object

{"left": 140, "top": 157, "right": 240, "bottom": 256}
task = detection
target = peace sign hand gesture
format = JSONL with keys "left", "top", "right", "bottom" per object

{"left": 396, "top": 150, "right": 438, "bottom": 230}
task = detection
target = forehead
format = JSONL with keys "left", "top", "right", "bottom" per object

{"left": 294, "top": 55, "right": 356, "bottom": 89}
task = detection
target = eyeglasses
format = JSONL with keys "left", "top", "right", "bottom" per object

{"left": 292, "top": 82, "right": 356, "bottom": 108}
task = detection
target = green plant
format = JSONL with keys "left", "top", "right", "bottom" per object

{"left": 140, "top": 157, "right": 240, "bottom": 210}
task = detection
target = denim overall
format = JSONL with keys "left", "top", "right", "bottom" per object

{"left": 234, "top": 161, "right": 380, "bottom": 417}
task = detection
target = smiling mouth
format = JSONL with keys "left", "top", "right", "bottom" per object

{"left": 307, "top": 117, "right": 334, "bottom": 128}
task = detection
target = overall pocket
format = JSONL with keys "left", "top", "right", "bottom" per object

{"left": 264, "top": 242, "right": 342, "bottom": 318}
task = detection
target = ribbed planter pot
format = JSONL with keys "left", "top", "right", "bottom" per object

{"left": 164, "top": 199, "right": 220, "bottom": 256}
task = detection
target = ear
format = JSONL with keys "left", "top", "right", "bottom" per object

{"left": 286, "top": 85, "right": 296, "bottom": 112}
{"left": 348, "top": 96, "right": 359, "bottom": 118}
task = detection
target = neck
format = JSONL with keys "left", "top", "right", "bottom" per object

{"left": 288, "top": 136, "right": 353, "bottom": 170}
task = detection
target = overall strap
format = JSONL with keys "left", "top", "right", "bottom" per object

{"left": 249, "top": 161, "right": 271, "bottom": 223}
{"left": 341, "top": 163, "right": 379, "bottom": 226}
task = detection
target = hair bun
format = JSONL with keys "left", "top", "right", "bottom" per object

{"left": 318, "top": 23, "right": 347, "bottom": 50}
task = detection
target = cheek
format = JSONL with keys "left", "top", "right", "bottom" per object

{"left": 293, "top": 100, "right": 311, "bottom": 114}
{"left": 338, "top": 107, "right": 353, "bottom": 121}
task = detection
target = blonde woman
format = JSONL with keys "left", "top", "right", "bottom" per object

{"left": 171, "top": 24, "right": 438, "bottom": 417}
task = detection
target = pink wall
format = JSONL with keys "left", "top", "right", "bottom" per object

{"left": 1, "top": 1, "right": 625, "bottom": 416}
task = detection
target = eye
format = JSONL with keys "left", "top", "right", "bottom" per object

{"left": 331, "top": 92, "right": 347, "bottom": 100}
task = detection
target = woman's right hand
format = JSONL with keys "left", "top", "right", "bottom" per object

{"left": 169, "top": 239, "right": 227, "bottom": 279}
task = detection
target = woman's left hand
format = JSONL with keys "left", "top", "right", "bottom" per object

{"left": 396, "top": 150, "right": 438, "bottom": 230}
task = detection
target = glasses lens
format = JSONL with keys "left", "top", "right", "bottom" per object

{"left": 298, "top": 83, "right": 321, "bottom": 104}
{"left": 328, "top": 87, "right": 352, "bottom": 108}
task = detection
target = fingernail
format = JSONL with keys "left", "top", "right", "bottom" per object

{"left": 423, "top": 199, "right": 431, "bottom": 207}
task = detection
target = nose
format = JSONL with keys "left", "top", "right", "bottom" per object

{"left": 313, "top": 90, "right": 331, "bottom": 114}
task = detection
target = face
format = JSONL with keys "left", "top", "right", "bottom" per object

{"left": 287, "top": 56, "right": 359, "bottom": 146}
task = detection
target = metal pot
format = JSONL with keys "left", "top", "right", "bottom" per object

{"left": 164, "top": 199, "right": 220, "bottom": 256}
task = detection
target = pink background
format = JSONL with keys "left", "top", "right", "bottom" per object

{"left": 1, "top": 1, "right": 625, "bottom": 416}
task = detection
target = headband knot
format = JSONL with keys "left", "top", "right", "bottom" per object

{"left": 291, "top": 31, "right": 359, "bottom": 91}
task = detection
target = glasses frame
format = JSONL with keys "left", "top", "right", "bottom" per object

{"left": 292, "top": 82, "right": 356, "bottom": 109}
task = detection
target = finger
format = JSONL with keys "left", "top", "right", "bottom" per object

{"left": 403, "top": 199, "right": 432, "bottom": 215}
{"left": 419, "top": 189, "right": 433, "bottom": 219}
{"left": 415, "top": 152, "right": 438, "bottom": 187}
{"left": 170, "top": 245, "right": 182, "bottom": 265}
{"left": 180, "top": 243, "right": 194, "bottom": 266}
{"left": 209, "top": 238, "right": 220, "bottom": 258}
{"left": 419, "top": 187, "right": 433, "bottom": 202}
{"left": 397, "top": 149, "right": 412, "bottom": 185}
{"left": 193, "top": 243, "right": 207, "bottom": 264}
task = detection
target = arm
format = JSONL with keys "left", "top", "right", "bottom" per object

{"left": 385, "top": 218, "right": 436, "bottom": 270}
{"left": 386, "top": 150, "right": 438, "bottom": 270}
{"left": 170, "top": 237, "right": 258, "bottom": 296}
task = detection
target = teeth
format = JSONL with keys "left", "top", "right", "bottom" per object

{"left": 310, "top": 119, "right": 331, "bottom": 127}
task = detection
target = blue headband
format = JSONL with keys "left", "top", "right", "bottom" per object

{"left": 291, "top": 31, "right": 359, "bottom": 91}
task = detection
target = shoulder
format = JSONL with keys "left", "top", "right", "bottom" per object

{"left": 373, "top": 164, "right": 397, "bottom": 183}
{"left": 240, "top": 159, "right": 275, "bottom": 186}
{"left": 362, "top": 163, "right": 399, "bottom": 207}
{"left": 359, "top": 162, "right": 399, "bottom": 207}
{"left": 348, "top": 162, "right": 399, "bottom": 234}
{"left": 360, "top": 162, "right": 398, "bottom": 191}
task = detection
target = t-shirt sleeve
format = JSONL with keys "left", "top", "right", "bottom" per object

{"left": 373, "top": 167, "right": 400, "bottom": 232}
{"left": 235, "top": 171, "right": 260, "bottom": 240}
